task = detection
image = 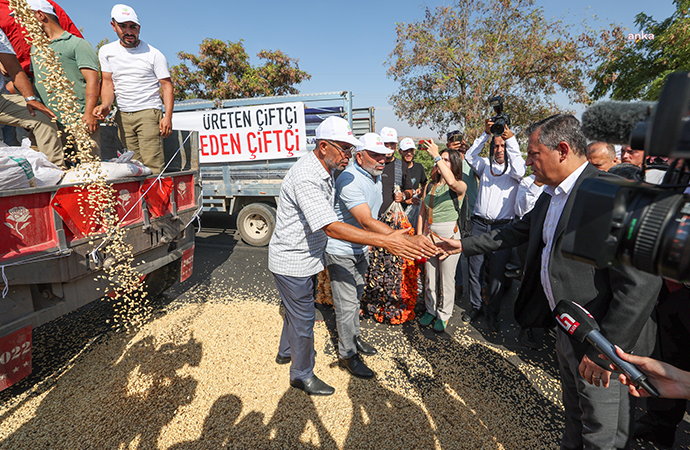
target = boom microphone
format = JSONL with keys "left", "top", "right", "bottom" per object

{"left": 581, "top": 101, "right": 654, "bottom": 145}
{"left": 554, "top": 300, "right": 660, "bottom": 397}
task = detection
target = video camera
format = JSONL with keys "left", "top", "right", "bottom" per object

{"left": 488, "top": 95, "right": 511, "bottom": 137}
{"left": 562, "top": 72, "right": 690, "bottom": 283}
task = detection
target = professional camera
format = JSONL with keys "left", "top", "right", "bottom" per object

{"left": 562, "top": 72, "right": 690, "bottom": 283}
{"left": 488, "top": 95, "right": 511, "bottom": 137}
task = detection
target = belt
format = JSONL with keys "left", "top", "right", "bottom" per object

{"left": 472, "top": 215, "right": 512, "bottom": 226}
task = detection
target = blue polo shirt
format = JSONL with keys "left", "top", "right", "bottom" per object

{"left": 326, "top": 161, "right": 383, "bottom": 256}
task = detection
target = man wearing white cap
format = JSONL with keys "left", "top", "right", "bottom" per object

{"left": 325, "top": 133, "right": 395, "bottom": 380}
{"left": 28, "top": 0, "right": 101, "bottom": 156}
{"left": 398, "top": 137, "right": 426, "bottom": 228}
{"left": 378, "top": 126, "right": 414, "bottom": 216}
{"left": 269, "top": 117, "right": 436, "bottom": 395}
{"left": 93, "top": 4, "right": 173, "bottom": 174}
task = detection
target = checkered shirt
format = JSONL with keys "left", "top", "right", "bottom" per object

{"left": 268, "top": 151, "right": 339, "bottom": 277}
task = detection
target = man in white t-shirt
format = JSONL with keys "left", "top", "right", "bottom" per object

{"left": 93, "top": 4, "right": 173, "bottom": 174}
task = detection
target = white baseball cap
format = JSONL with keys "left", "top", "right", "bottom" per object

{"left": 379, "top": 127, "right": 398, "bottom": 143}
{"left": 357, "top": 133, "right": 393, "bottom": 155}
{"left": 26, "top": 0, "right": 55, "bottom": 15}
{"left": 315, "top": 117, "right": 362, "bottom": 147}
{"left": 111, "top": 4, "right": 140, "bottom": 25}
{"left": 399, "top": 138, "right": 415, "bottom": 151}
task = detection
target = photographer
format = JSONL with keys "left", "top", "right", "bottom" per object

{"left": 437, "top": 114, "right": 662, "bottom": 449}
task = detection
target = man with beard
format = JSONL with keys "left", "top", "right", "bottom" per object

{"left": 269, "top": 118, "right": 436, "bottom": 396}
{"left": 325, "top": 133, "right": 395, "bottom": 380}
{"left": 93, "top": 4, "right": 173, "bottom": 174}
{"left": 397, "top": 137, "right": 426, "bottom": 229}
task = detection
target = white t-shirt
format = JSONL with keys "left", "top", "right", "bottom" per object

{"left": 0, "top": 29, "right": 16, "bottom": 55}
{"left": 99, "top": 40, "right": 170, "bottom": 112}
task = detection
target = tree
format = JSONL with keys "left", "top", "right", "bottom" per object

{"left": 589, "top": 0, "right": 690, "bottom": 101}
{"left": 171, "top": 38, "right": 311, "bottom": 101}
{"left": 387, "top": 0, "right": 594, "bottom": 139}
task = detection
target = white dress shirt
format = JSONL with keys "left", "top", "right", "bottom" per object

{"left": 515, "top": 174, "right": 545, "bottom": 219}
{"left": 465, "top": 132, "right": 526, "bottom": 221}
{"left": 541, "top": 161, "right": 589, "bottom": 310}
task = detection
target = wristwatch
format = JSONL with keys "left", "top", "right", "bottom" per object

{"left": 24, "top": 96, "right": 41, "bottom": 103}
{"left": 434, "top": 155, "right": 442, "bottom": 164}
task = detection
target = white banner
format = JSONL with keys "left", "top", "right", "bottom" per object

{"left": 172, "top": 102, "right": 307, "bottom": 163}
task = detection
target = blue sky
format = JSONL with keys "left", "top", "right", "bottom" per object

{"left": 57, "top": 0, "right": 676, "bottom": 137}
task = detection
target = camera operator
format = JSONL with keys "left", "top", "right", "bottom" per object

{"left": 437, "top": 114, "right": 662, "bottom": 449}
{"left": 462, "top": 119, "right": 525, "bottom": 332}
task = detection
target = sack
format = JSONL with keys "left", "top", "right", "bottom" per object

{"left": 61, "top": 153, "right": 152, "bottom": 184}
{"left": 0, "top": 139, "right": 63, "bottom": 187}
{"left": 0, "top": 155, "right": 36, "bottom": 189}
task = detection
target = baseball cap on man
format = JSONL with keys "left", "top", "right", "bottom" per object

{"left": 111, "top": 4, "right": 140, "bottom": 25}
{"left": 26, "top": 0, "right": 55, "bottom": 14}
{"left": 357, "top": 133, "right": 393, "bottom": 155}
{"left": 315, "top": 117, "right": 361, "bottom": 147}
{"left": 379, "top": 127, "right": 398, "bottom": 143}
{"left": 399, "top": 138, "right": 415, "bottom": 151}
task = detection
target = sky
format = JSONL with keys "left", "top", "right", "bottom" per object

{"left": 55, "top": 0, "right": 677, "bottom": 138}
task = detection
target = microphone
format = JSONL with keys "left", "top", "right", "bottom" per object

{"left": 581, "top": 101, "right": 654, "bottom": 145}
{"left": 554, "top": 300, "right": 660, "bottom": 397}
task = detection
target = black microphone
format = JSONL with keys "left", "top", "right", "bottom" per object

{"left": 581, "top": 101, "right": 654, "bottom": 145}
{"left": 554, "top": 300, "right": 660, "bottom": 397}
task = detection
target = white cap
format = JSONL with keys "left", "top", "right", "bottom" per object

{"left": 26, "top": 0, "right": 55, "bottom": 14}
{"left": 315, "top": 117, "right": 361, "bottom": 147}
{"left": 357, "top": 133, "right": 393, "bottom": 155}
{"left": 399, "top": 138, "right": 415, "bottom": 151}
{"left": 111, "top": 4, "right": 140, "bottom": 25}
{"left": 379, "top": 127, "right": 398, "bottom": 143}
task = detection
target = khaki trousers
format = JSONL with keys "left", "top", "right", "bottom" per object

{"left": 115, "top": 108, "right": 164, "bottom": 174}
{"left": 0, "top": 94, "right": 64, "bottom": 168}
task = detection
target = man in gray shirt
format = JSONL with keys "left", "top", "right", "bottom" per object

{"left": 269, "top": 117, "right": 435, "bottom": 396}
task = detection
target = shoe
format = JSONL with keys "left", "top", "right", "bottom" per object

{"left": 634, "top": 420, "right": 675, "bottom": 448}
{"left": 487, "top": 314, "right": 499, "bottom": 332}
{"left": 290, "top": 375, "right": 335, "bottom": 396}
{"left": 433, "top": 319, "right": 447, "bottom": 332}
{"left": 275, "top": 353, "right": 291, "bottom": 365}
{"left": 505, "top": 268, "right": 522, "bottom": 279}
{"left": 461, "top": 308, "right": 482, "bottom": 323}
{"left": 339, "top": 354, "right": 375, "bottom": 379}
{"left": 355, "top": 336, "right": 378, "bottom": 356}
{"left": 419, "top": 312, "right": 435, "bottom": 327}
{"left": 519, "top": 328, "right": 540, "bottom": 349}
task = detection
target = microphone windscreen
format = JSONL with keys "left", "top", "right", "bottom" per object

{"left": 581, "top": 101, "right": 654, "bottom": 145}
{"left": 554, "top": 300, "right": 599, "bottom": 343}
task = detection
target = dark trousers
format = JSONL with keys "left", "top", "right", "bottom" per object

{"left": 467, "top": 217, "right": 511, "bottom": 316}
{"left": 274, "top": 273, "right": 318, "bottom": 382}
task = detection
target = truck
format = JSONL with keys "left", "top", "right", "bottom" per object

{"left": 172, "top": 91, "right": 375, "bottom": 246}
{"left": 0, "top": 131, "right": 201, "bottom": 392}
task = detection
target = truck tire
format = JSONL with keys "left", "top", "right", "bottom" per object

{"left": 237, "top": 203, "right": 276, "bottom": 247}
{"left": 143, "top": 260, "right": 181, "bottom": 298}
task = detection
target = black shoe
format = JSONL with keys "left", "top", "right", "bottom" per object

{"left": 519, "top": 328, "right": 540, "bottom": 349}
{"left": 462, "top": 308, "right": 482, "bottom": 323}
{"left": 275, "top": 354, "right": 291, "bottom": 365}
{"left": 339, "top": 354, "right": 375, "bottom": 379}
{"left": 355, "top": 336, "right": 378, "bottom": 356}
{"left": 487, "top": 314, "right": 499, "bottom": 333}
{"left": 290, "top": 375, "right": 335, "bottom": 396}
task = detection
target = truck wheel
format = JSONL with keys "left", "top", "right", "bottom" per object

{"left": 143, "top": 260, "right": 181, "bottom": 298}
{"left": 237, "top": 203, "right": 276, "bottom": 247}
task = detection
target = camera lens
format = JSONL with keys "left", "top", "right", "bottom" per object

{"left": 490, "top": 122, "right": 505, "bottom": 136}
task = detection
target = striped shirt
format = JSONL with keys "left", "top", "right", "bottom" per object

{"left": 268, "top": 151, "right": 339, "bottom": 277}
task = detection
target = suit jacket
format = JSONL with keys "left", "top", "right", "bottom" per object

{"left": 462, "top": 163, "right": 662, "bottom": 365}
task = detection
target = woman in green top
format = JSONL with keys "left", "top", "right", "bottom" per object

{"left": 417, "top": 144, "right": 467, "bottom": 332}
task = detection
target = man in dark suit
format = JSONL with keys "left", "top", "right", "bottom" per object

{"left": 439, "top": 114, "right": 662, "bottom": 449}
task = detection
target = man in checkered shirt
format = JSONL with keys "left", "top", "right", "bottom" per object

{"left": 269, "top": 116, "right": 436, "bottom": 396}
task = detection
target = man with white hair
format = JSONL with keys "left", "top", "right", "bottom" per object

{"left": 269, "top": 117, "right": 436, "bottom": 396}
{"left": 93, "top": 4, "right": 173, "bottom": 174}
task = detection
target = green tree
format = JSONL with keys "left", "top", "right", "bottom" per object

{"left": 387, "top": 0, "right": 594, "bottom": 140}
{"left": 589, "top": 0, "right": 690, "bottom": 101}
{"left": 171, "top": 38, "right": 311, "bottom": 101}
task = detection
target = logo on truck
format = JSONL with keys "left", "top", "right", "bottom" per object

{"left": 5, "top": 206, "right": 32, "bottom": 239}
{"left": 178, "top": 181, "right": 187, "bottom": 198}
{"left": 118, "top": 189, "right": 132, "bottom": 210}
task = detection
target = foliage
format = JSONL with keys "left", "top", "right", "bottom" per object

{"left": 171, "top": 39, "right": 311, "bottom": 101}
{"left": 387, "top": 0, "right": 594, "bottom": 140}
{"left": 589, "top": 0, "right": 690, "bottom": 101}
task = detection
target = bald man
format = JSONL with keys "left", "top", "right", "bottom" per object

{"left": 586, "top": 141, "right": 619, "bottom": 171}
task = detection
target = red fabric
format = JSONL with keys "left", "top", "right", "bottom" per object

{"left": 141, "top": 178, "right": 173, "bottom": 217}
{"left": 0, "top": 0, "right": 83, "bottom": 75}
{"left": 51, "top": 186, "right": 107, "bottom": 238}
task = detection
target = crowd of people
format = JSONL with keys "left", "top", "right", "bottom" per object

{"left": 269, "top": 113, "right": 690, "bottom": 449}
{"left": 0, "top": 1, "right": 172, "bottom": 174}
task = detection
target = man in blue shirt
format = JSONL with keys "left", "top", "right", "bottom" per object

{"left": 325, "top": 133, "right": 394, "bottom": 379}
